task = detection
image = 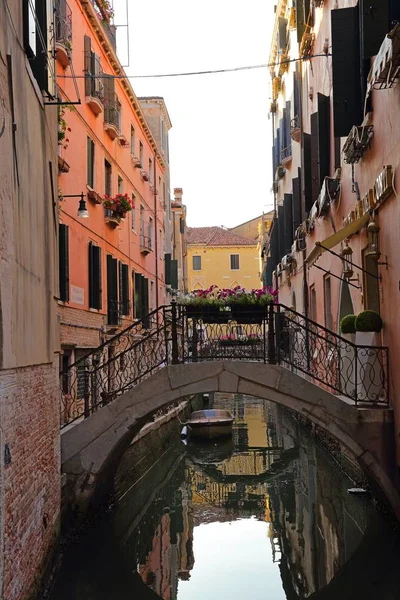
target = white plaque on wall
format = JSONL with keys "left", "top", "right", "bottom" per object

{"left": 71, "top": 285, "right": 84, "bottom": 305}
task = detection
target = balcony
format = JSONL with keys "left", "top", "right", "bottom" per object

{"left": 85, "top": 59, "right": 104, "bottom": 115}
{"left": 290, "top": 115, "right": 301, "bottom": 142}
{"left": 104, "top": 208, "right": 122, "bottom": 228}
{"left": 55, "top": 0, "right": 72, "bottom": 67}
{"left": 343, "top": 125, "right": 374, "bottom": 164}
{"left": 58, "top": 155, "right": 70, "bottom": 173}
{"left": 367, "top": 24, "right": 400, "bottom": 91}
{"left": 140, "top": 234, "right": 153, "bottom": 255}
{"left": 140, "top": 169, "right": 149, "bottom": 182}
{"left": 104, "top": 93, "right": 121, "bottom": 140}
{"left": 280, "top": 144, "right": 292, "bottom": 165}
{"left": 87, "top": 188, "right": 103, "bottom": 204}
{"left": 300, "top": 32, "right": 315, "bottom": 59}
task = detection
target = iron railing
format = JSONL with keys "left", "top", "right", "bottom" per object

{"left": 55, "top": 0, "right": 72, "bottom": 50}
{"left": 280, "top": 144, "right": 292, "bottom": 163}
{"left": 59, "top": 302, "right": 389, "bottom": 428}
{"left": 104, "top": 92, "right": 121, "bottom": 131}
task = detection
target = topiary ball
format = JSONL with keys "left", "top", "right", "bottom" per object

{"left": 355, "top": 310, "right": 383, "bottom": 333}
{"left": 340, "top": 314, "right": 357, "bottom": 334}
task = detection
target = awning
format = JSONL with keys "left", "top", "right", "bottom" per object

{"left": 306, "top": 213, "right": 370, "bottom": 266}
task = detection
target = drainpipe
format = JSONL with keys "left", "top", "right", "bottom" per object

{"left": 154, "top": 153, "right": 159, "bottom": 309}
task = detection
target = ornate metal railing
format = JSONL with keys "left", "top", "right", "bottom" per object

{"left": 60, "top": 302, "right": 389, "bottom": 428}
{"left": 55, "top": 0, "right": 72, "bottom": 49}
{"left": 104, "top": 92, "right": 121, "bottom": 131}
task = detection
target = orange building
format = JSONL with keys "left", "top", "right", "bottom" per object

{"left": 55, "top": 0, "right": 172, "bottom": 383}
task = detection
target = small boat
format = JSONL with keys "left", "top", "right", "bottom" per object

{"left": 185, "top": 409, "right": 234, "bottom": 440}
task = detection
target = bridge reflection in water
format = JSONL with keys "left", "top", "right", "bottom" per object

{"left": 50, "top": 395, "right": 400, "bottom": 600}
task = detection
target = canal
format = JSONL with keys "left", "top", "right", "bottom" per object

{"left": 50, "top": 394, "right": 400, "bottom": 599}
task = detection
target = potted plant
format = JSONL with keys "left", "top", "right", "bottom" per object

{"left": 103, "top": 194, "right": 134, "bottom": 217}
{"left": 224, "top": 286, "right": 277, "bottom": 324}
{"left": 339, "top": 314, "right": 357, "bottom": 398}
{"left": 340, "top": 314, "right": 357, "bottom": 340}
{"left": 177, "top": 286, "right": 229, "bottom": 323}
{"left": 354, "top": 310, "right": 384, "bottom": 403}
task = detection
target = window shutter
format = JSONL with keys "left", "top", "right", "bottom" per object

{"left": 142, "top": 277, "right": 149, "bottom": 327}
{"left": 283, "top": 194, "right": 293, "bottom": 254}
{"left": 276, "top": 128, "right": 281, "bottom": 168}
{"left": 107, "top": 255, "right": 118, "bottom": 325}
{"left": 171, "top": 260, "right": 178, "bottom": 290}
{"left": 285, "top": 101, "right": 291, "bottom": 148}
{"left": 270, "top": 218, "right": 280, "bottom": 271}
{"left": 165, "top": 253, "right": 172, "bottom": 285}
{"left": 94, "top": 246, "right": 102, "bottom": 309}
{"left": 296, "top": 0, "right": 305, "bottom": 43}
{"left": 87, "top": 138, "right": 94, "bottom": 188}
{"left": 59, "top": 224, "right": 69, "bottom": 302}
{"left": 302, "top": 133, "right": 313, "bottom": 214}
{"left": 134, "top": 272, "right": 141, "bottom": 318}
{"left": 265, "top": 257, "right": 274, "bottom": 287}
{"left": 278, "top": 18, "right": 288, "bottom": 51}
{"left": 121, "top": 263, "right": 129, "bottom": 315}
{"left": 278, "top": 205, "right": 285, "bottom": 260}
{"left": 317, "top": 93, "right": 331, "bottom": 185}
{"left": 84, "top": 35, "right": 91, "bottom": 95}
{"left": 360, "top": 0, "right": 390, "bottom": 59}
{"left": 293, "top": 68, "right": 300, "bottom": 118}
{"left": 180, "top": 218, "right": 185, "bottom": 234}
{"left": 89, "top": 242, "right": 94, "bottom": 308}
{"left": 310, "top": 112, "right": 320, "bottom": 204}
{"left": 279, "top": 118, "right": 284, "bottom": 161}
{"left": 292, "top": 172, "right": 302, "bottom": 233}
{"left": 331, "top": 6, "right": 362, "bottom": 137}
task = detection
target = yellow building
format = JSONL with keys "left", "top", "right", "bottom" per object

{"left": 186, "top": 226, "right": 261, "bottom": 291}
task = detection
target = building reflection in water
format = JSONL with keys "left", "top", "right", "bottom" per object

{"left": 120, "top": 394, "right": 381, "bottom": 600}
{"left": 50, "top": 394, "right": 400, "bottom": 599}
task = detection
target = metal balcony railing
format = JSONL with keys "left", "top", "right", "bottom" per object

{"left": 280, "top": 144, "right": 292, "bottom": 163}
{"left": 55, "top": 0, "right": 72, "bottom": 50}
{"left": 84, "top": 54, "right": 104, "bottom": 102}
{"left": 60, "top": 302, "right": 390, "bottom": 427}
{"left": 104, "top": 92, "right": 121, "bottom": 132}
{"left": 140, "top": 234, "right": 153, "bottom": 253}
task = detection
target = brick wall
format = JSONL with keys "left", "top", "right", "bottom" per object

{"left": 0, "top": 362, "right": 60, "bottom": 600}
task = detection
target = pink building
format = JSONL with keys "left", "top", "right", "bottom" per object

{"left": 265, "top": 1, "right": 400, "bottom": 467}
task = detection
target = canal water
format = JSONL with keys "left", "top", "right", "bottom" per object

{"left": 50, "top": 395, "right": 400, "bottom": 599}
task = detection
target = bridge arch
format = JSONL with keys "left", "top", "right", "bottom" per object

{"left": 61, "top": 361, "right": 398, "bottom": 518}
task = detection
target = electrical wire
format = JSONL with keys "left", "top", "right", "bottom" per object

{"left": 61, "top": 53, "right": 332, "bottom": 80}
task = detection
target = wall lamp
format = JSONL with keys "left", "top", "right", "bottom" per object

{"left": 365, "top": 215, "right": 388, "bottom": 267}
{"left": 62, "top": 193, "right": 89, "bottom": 218}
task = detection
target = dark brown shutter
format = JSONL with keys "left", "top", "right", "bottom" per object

{"left": 142, "top": 277, "right": 149, "bottom": 328}
{"left": 120, "top": 263, "right": 129, "bottom": 315}
{"left": 310, "top": 112, "right": 319, "bottom": 204}
{"left": 87, "top": 138, "right": 94, "bottom": 188}
{"left": 84, "top": 35, "right": 91, "bottom": 96}
{"left": 360, "top": 0, "right": 390, "bottom": 59}
{"left": 278, "top": 205, "right": 285, "bottom": 260}
{"left": 59, "top": 224, "right": 69, "bottom": 302}
{"left": 270, "top": 218, "right": 279, "bottom": 271}
{"left": 89, "top": 242, "right": 94, "bottom": 308}
{"left": 293, "top": 69, "right": 300, "bottom": 118}
{"left": 292, "top": 171, "right": 302, "bottom": 233}
{"left": 165, "top": 253, "right": 172, "bottom": 285}
{"left": 278, "top": 18, "right": 288, "bottom": 51}
{"left": 107, "top": 255, "right": 118, "bottom": 325}
{"left": 317, "top": 93, "right": 331, "bottom": 184}
{"left": 296, "top": 0, "right": 305, "bottom": 43}
{"left": 331, "top": 6, "right": 362, "bottom": 137}
{"left": 283, "top": 194, "right": 293, "bottom": 254}
{"left": 302, "top": 133, "right": 313, "bottom": 214}
{"left": 134, "top": 272, "right": 141, "bottom": 318}
{"left": 94, "top": 246, "right": 102, "bottom": 309}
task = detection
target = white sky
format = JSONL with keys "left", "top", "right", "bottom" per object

{"left": 114, "top": 0, "right": 274, "bottom": 229}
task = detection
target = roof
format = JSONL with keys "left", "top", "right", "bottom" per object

{"left": 138, "top": 96, "right": 172, "bottom": 129}
{"left": 186, "top": 227, "right": 257, "bottom": 247}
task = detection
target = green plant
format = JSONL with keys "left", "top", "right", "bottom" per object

{"left": 340, "top": 314, "right": 357, "bottom": 334}
{"left": 57, "top": 106, "right": 72, "bottom": 149}
{"left": 355, "top": 310, "right": 383, "bottom": 333}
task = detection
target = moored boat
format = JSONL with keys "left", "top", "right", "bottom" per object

{"left": 186, "top": 409, "right": 234, "bottom": 440}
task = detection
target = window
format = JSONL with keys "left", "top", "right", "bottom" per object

{"left": 159, "top": 177, "right": 162, "bottom": 203}
{"left": 131, "top": 194, "right": 136, "bottom": 232}
{"left": 59, "top": 224, "right": 69, "bottom": 302}
{"left": 310, "top": 285, "right": 316, "bottom": 321}
{"left": 84, "top": 36, "right": 103, "bottom": 102}
{"left": 87, "top": 137, "right": 95, "bottom": 188}
{"left": 139, "top": 141, "right": 143, "bottom": 167}
{"left": 150, "top": 280, "right": 155, "bottom": 311}
{"left": 119, "top": 262, "right": 130, "bottom": 316}
{"left": 165, "top": 253, "right": 171, "bottom": 284}
{"left": 117, "top": 176, "right": 123, "bottom": 194}
{"left": 324, "top": 276, "right": 332, "bottom": 331}
{"left": 104, "top": 159, "right": 112, "bottom": 196}
{"left": 130, "top": 125, "right": 135, "bottom": 155}
{"left": 148, "top": 217, "right": 153, "bottom": 250}
{"left": 134, "top": 273, "right": 149, "bottom": 325}
{"left": 140, "top": 205, "right": 145, "bottom": 243}
{"left": 149, "top": 158, "right": 153, "bottom": 183}
{"left": 160, "top": 118, "right": 165, "bottom": 150}
{"left": 23, "top": 0, "right": 52, "bottom": 92}
{"left": 362, "top": 249, "right": 380, "bottom": 313}
{"left": 230, "top": 254, "right": 240, "bottom": 270}
{"left": 89, "top": 242, "right": 102, "bottom": 309}
{"left": 193, "top": 255, "right": 201, "bottom": 271}
{"left": 107, "top": 254, "right": 118, "bottom": 325}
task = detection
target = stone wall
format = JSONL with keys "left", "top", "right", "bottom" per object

{"left": 0, "top": 362, "right": 60, "bottom": 600}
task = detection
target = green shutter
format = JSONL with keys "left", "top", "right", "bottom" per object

{"left": 165, "top": 253, "right": 172, "bottom": 285}
{"left": 59, "top": 224, "right": 69, "bottom": 302}
{"left": 171, "top": 260, "right": 178, "bottom": 290}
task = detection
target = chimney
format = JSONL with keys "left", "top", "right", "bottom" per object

{"left": 173, "top": 188, "right": 183, "bottom": 205}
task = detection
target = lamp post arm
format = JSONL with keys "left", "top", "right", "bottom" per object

{"left": 315, "top": 242, "right": 380, "bottom": 281}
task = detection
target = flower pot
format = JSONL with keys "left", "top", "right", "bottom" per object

{"left": 339, "top": 333, "right": 356, "bottom": 399}
{"left": 355, "top": 331, "right": 385, "bottom": 403}
{"left": 229, "top": 304, "right": 266, "bottom": 324}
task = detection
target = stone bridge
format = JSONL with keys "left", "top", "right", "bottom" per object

{"left": 61, "top": 360, "right": 399, "bottom": 519}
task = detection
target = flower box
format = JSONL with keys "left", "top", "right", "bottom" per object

{"left": 230, "top": 304, "right": 267, "bottom": 324}
{"left": 186, "top": 306, "right": 230, "bottom": 323}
